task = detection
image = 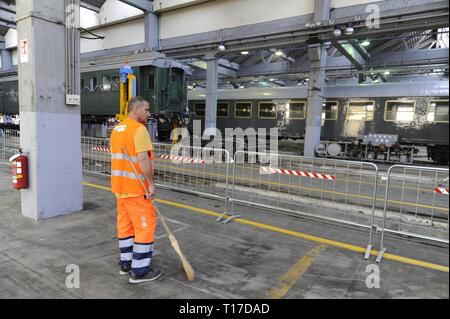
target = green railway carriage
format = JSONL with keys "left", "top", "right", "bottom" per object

{"left": 80, "top": 65, "right": 187, "bottom": 123}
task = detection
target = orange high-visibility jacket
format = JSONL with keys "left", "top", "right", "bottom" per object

{"left": 110, "top": 118, "right": 150, "bottom": 195}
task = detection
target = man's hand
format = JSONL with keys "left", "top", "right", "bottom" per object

{"left": 145, "top": 181, "right": 156, "bottom": 200}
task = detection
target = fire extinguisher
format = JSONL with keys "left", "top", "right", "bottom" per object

{"left": 9, "top": 149, "right": 29, "bottom": 190}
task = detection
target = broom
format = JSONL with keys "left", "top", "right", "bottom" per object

{"left": 121, "top": 147, "right": 195, "bottom": 282}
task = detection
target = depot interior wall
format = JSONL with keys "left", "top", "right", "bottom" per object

{"left": 332, "top": 0, "right": 383, "bottom": 8}
{"left": 80, "top": 17, "right": 145, "bottom": 53}
{"left": 154, "top": 0, "right": 213, "bottom": 12}
{"left": 81, "top": 7, "right": 99, "bottom": 29}
{"left": 159, "top": 0, "right": 384, "bottom": 39}
{"left": 98, "top": 0, "right": 143, "bottom": 25}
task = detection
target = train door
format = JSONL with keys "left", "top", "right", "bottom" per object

{"left": 141, "top": 67, "right": 156, "bottom": 114}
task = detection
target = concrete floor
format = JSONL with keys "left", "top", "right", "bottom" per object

{"left": 0, "top": 165, "right": 448, "bottom": 299}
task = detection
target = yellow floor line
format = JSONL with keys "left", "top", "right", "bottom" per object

{"left": 83, "top": 181, "right": 449, "bottom": 273}
{"left": 266, "top": 244, "right": 327, "bottom": 299}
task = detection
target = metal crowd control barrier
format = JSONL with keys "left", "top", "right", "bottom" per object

{"left": 0, "top": 129, "right": 3, "bottom": 160}
{"left": 81, "top": 137, "right": 233, "bottom": 217}
{"left": 0, "top": 129, "right": 20, "bottom": 161}
{"left": 153, "top": 143, "right": 233, "bottom": 219}
{"left": 376, "top": 165, "right": 449, "bottom": 263}
{"left": 230, "top": 151, "right": 379, "bottom": 250}
{"left": 81, "top": 136, "right": 112, "bottom": 176}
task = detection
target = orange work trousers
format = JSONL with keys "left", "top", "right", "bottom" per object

{"left": 117, "top": 196, "right": 157, "bottom": 244}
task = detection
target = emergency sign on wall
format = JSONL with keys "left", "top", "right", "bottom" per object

{"left": 19, "top": 39, "right": 29, "bottom": 64}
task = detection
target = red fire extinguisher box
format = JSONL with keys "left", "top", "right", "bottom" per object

{"left": 9, "top": 153, "right": 29, "bottom": 190}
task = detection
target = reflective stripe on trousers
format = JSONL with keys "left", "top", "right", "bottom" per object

{"left": 131, "top": 243, "right": 154, "bottom": 276}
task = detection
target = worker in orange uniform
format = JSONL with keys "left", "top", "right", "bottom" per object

{"left": 110, "top": 96, "right": 162, "bottom": 284}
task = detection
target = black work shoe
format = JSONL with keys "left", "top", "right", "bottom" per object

{"left": 129, "top": 268, "right": 162, "bottom": 284}
{"left": 119, "top": 264, "right": 131, "bottom": 276}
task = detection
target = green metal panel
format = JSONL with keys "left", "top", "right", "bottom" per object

{"left": 0, "top": 80, "right": 19, "bottom": 114}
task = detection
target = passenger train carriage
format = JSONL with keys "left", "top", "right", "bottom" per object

{"left": 188, "top": 83, "right": 449, "bottom": 164}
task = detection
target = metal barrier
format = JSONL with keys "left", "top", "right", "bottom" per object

{"left": 4, "top": 133, "right": 450, "bottom": 262}
{"left": 0, "top": 129, "right": 20, "bottom": 161}
{"left": 230, "top": 151, "right": 379, "bottom": 250}
{"left": 376, "top": 165, "right": 449, "bottom": 263}
{"left": 81, "top": 136, "right": 112, "bottom": 176}
{"left": 81, "top": 137, "right": 232, "bottom": 215}
{"left": 153, "top": 143, "right": 232, "bottom": 218}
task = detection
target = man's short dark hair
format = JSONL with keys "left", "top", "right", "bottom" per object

{"left": 129, "top": 96, "right": 148, "bottom": 112}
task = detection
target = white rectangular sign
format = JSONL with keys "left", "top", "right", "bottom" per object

{"left": 66, "top": 94, "right": 81, "bottom": 106}
{"left": 19, "top": 39, "right": 29, "bottom": 64}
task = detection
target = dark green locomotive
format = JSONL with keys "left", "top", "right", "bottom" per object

{"left": 0, "top": 53, "right": 189, "bottom": 139}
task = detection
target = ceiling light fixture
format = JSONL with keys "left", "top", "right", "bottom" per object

{"left": 333, "top": 28, "right": 342, "bottom": 37}
{"left": 344, "top": 25, "right": 354, "bottom": 35}
{"left": 275, "top": 50, "right": 284, "bottom": 56}
{"left": 218, "top": 43, "right": 226, "bottom": 52}
{"left": 241, "top": 51, "right": 249, "bottom": 55}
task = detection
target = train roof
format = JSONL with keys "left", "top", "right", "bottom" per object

{"left": 188, "top": 81, "right": 449, "bottom": 100}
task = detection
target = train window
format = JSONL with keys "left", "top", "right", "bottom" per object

{"left": 89, "top": 77, "right": 97, "bottom": 91}
{"left": 217, "top": 103, "right": 229, "bottom": 118}
{"left": 102, "top": 76, "right": 112, "bottom": 92}
{"left": 258, "top": 102, "right": 277, "bottom": 119}
{"left": 288, "top": 101, "right": 307, "bottom": 120}
{"left": 235, "top": 102, "right": 252, "bottom": 118}
{"left": 428, "top": 100, "right": 449, "bottom": 123}
{"left": 384, "top": 100, "right": 415, "bottom": 122}
{"left": 111, "top": 76, "right": 120, "bottom": 91}
{"left": 147, "top": 72, "right": 155, "bottom": 91}
{"left": 322, "top": 101, "right": 339, "bottom": 122}
{"left": 81, "top": 78, "right": 85, "bottom": 89}
{"left": 194, "top": 103, "right": 205, "bottom": 117}
{"left": 346, "top": 101, "right": 375, "bottom": 121}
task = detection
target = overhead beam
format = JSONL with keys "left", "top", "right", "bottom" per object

{"left": 269, "top": 48, "right": 296, "bottom": 63}
{"left": 189, "top": 48, "right": 448, "bottom": 80}
{"left": 332, "top": 40, "right": 366, "bottom": 70}
{"left": 184, "top": 58, "right": 238, "bottom": 77}
{"left": 349, "top": 40, "right": 370, "bottom": 60}
{"left": 0, "top": 19, "right": 15, "bottom": 29}
{"left": 370, "top": 33, "right": 418, "bottom": 54}
{"left": 119, "top": 0, "right": 153, "bottom": 12}
{"left": 0, "top": 8, "right": 15, "bottom": 25}
{"left": 0, "top": 1, "right": 15, "bottom": 13}
{"left": 80, "top": 1, "right": 101, "bottom": 13}
{"left": 412, "top": 31, "right": 432, "bottom": 49}
{"left": 369, "top": 48, "right": 449, "bottom": 66}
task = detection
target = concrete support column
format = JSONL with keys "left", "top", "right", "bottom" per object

{"left": 144, "top": 11, "right": 159, "bottom": 50}
{"left": 304, "top": 0, "right": 330, "bottom": 157}
{"left": 1, "top": 47, "right": 13, "bottom": 71}
{"left": 205, "top": 54, "right": 218, "bottom": 133}
{"left": 16, "top": 0, "right": 83, "bottom": 221}
{"left": 304, "top": 45, "right": 327, "bottom": 157}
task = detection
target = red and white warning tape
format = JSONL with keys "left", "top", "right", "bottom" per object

{"left": 159, "top": 154, "right": 205, "bottom": 164}
{"left": 434, "top": 187, "right": 449, "bottom": 195}
{"left": 260, "top": 166, "right": 335, "bottom": 181}
{"left": 92, "top": 147, "right": 111, "bottom": 153}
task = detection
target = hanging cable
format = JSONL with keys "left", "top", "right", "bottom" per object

{"left": 79, "top": 28, "right": 106, "bottom": 40}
